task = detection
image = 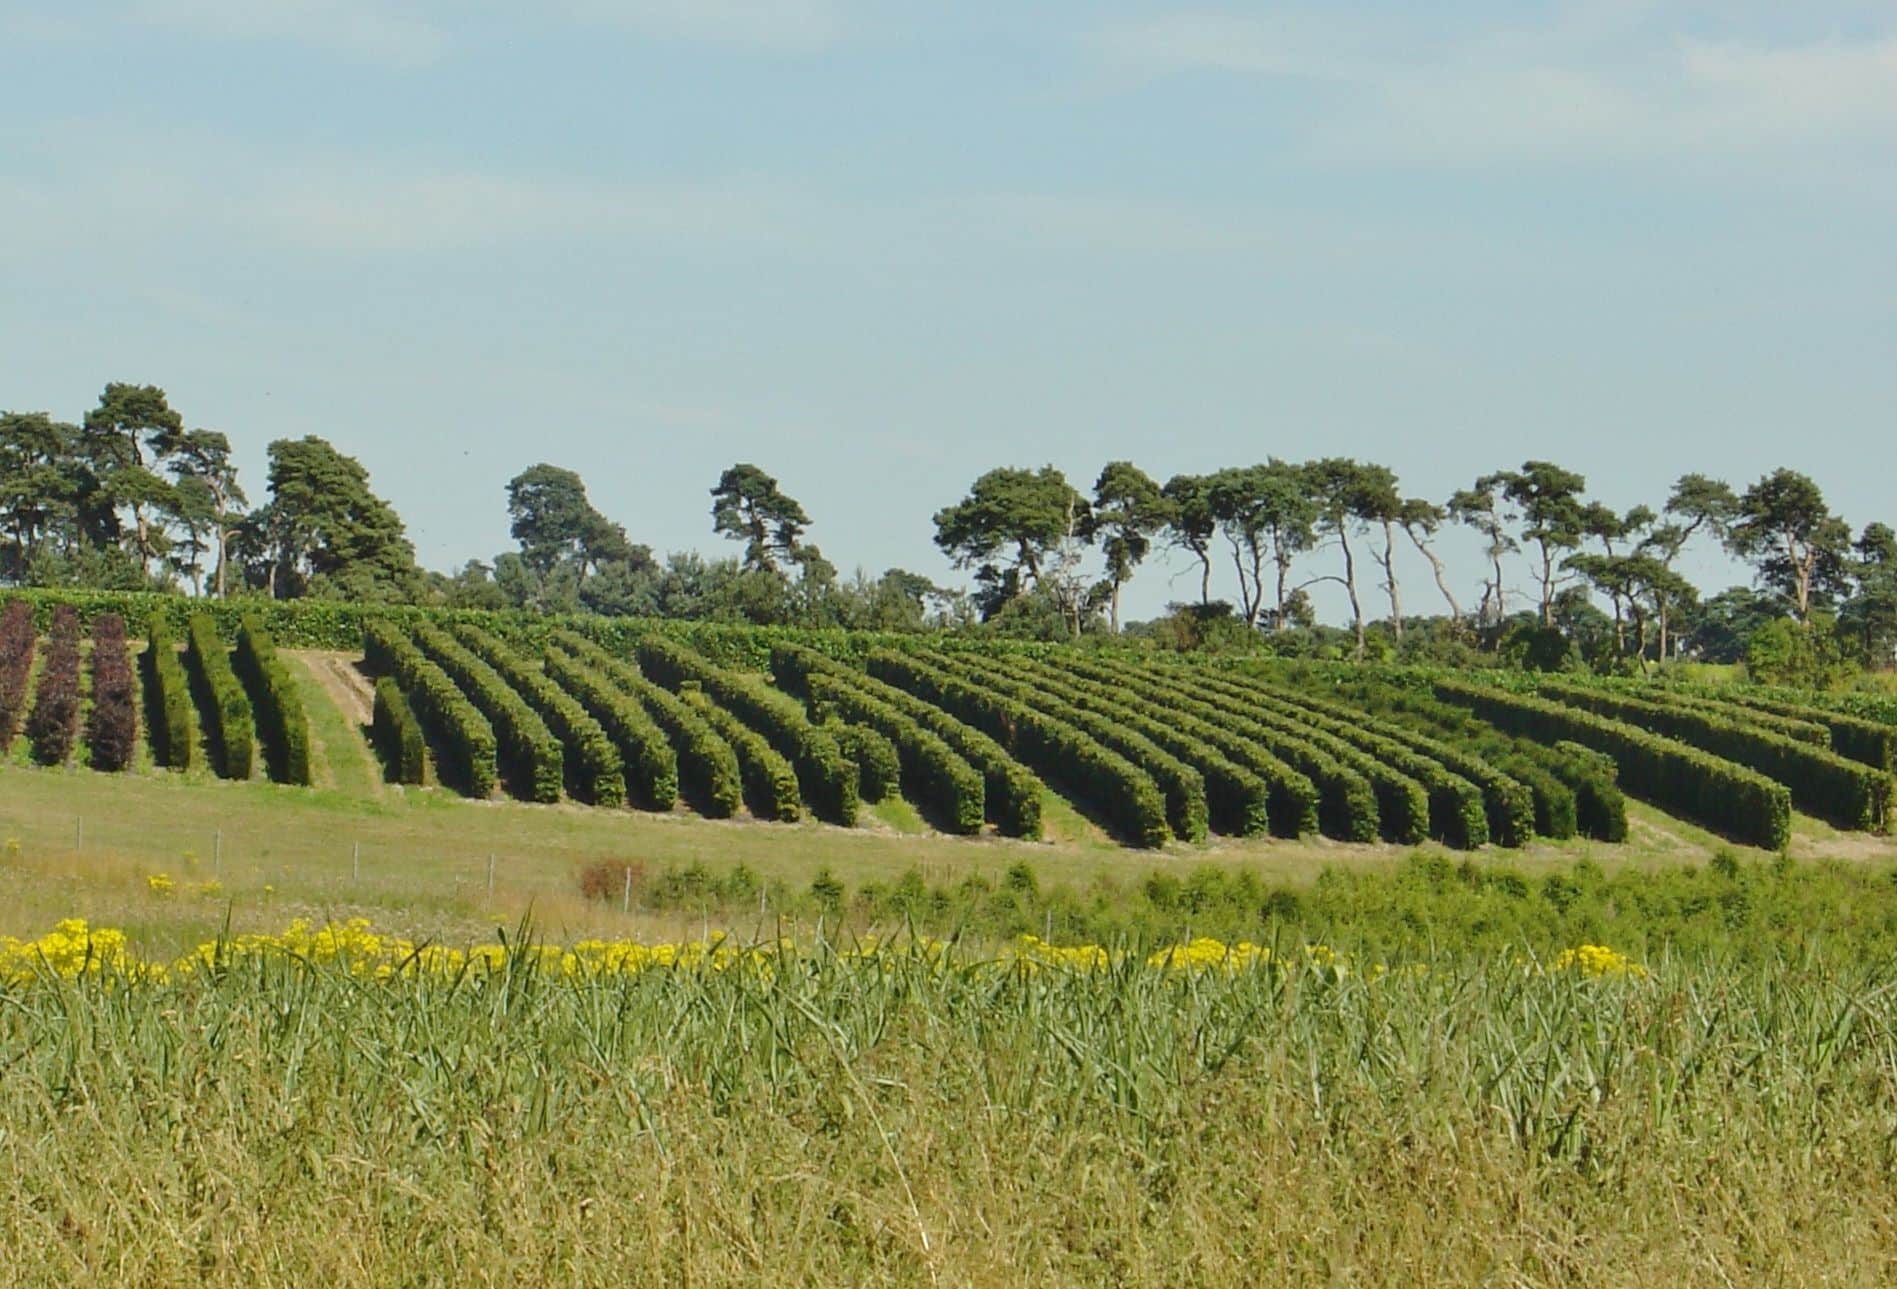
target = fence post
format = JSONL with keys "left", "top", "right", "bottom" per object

{"left": 213, "top": 829, "right": 221, "bottom": 876}
{"left": 352, "top": 841, "right": 360, "bottom": 883}
{"left": 486, "top": 853, "right": 495, "bottom": 896}
{"left": 621, "top": 866, "right": 632, "bottom": 913}
{"left": 75, "top": 816, "right": 82, "bottom": 857}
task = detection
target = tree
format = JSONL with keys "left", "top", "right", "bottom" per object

{"left": 1090, "top": 461, "right": 1169, "bottom": 633}
{"left": 1841, "top": 523, "right": 1897, "bottom": 669}
{"left": 80, "top": 383, "right": 184, "bottom": 574}
{"left": 1304, "top": 458, "right": 1388, "bottom": 659}
{"left": 1348, "top": 465, "right": 1406, "bottom": 645}
{"left": 1160, "top": 473, "right": 1218, "bottom": 607}
{"left": 1206, "top": 461, "right": 1314, "bottom": 631}
{"left": 168, "top": 429, "right": 246, "bottom": 596}
{"left": 1725, "top": 468, "right": 1853, "bottom": 622}
{"left": 1643, "top": 474, "right": 1737, "bottom": 659}
{"left": 254, "top": 436, "right": 418, "bottom": 601}
{"left": 1397, "top": 498, "right": 1460, "bottom": 626}
{"left": 1485, "top": 461, "right": 1589, "bottom": 627}
{"left": 1578, "top": 502, "right": 1653, "bottom": 654}
{"left": 1685, "top": 586, "right": 1781, "bottom": 664}
{"left": 0, "top": 412, "right": 80, "bottom": 580}
{"left": 710, "top": 464, "right": 811, "bottom": 574}
{"left": 1447, "top": 479, "right": 1516, "bottom": 631}
{"left": 933, "top": 466, "right": 1090, "bottom": 623}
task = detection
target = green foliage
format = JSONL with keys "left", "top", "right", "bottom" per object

{"left": 866, "top": 649, "right": 1169, "bottom": 848}
{"left": 1720, "top": 691, "right": 1896, "bottom": 772}
{"left": 362, "top": 618, "right": 496, "bottom": 798}
{"left": 451, "top": 624, "right": 624, "bottom": 807}
{"left": 1436, "top": 676, "right": 1791, "bottom": 850}
{"left": 1537, "top": 679, "right": 1889, "bottom": 833}
{"left": 828, "top": 721, "right": 900, "bottom": 803}
{"left": 681, "top": 688, "right": 801, "bottom": 822}
{"left": 1744, "top": 616, "right": 1857, "bottom": 690}
{"left": 371, "top": 676, "right": 426, "bottom": 785}
{"left": 637, "top": 636, "right": 857, "bottom": 826}
{"left": 549, "top": 632, "right": 736, "bottom": 818}
{"left": 249, "top": 435, "right": 420, "bottom": 603}
{"left": 773, "top": 643, "right": 987, "bottom": 835}
{"left": 411, "top": 623, "right": 563, "bottom": 803}
{"left": 542, "top": 647, "right": 679, "bottom": 810}
{"left": 233, "top": 617, "right": 312, "bottom": 785}
{"left": 185, "top": 614, "right": 254, "bottom": 780}
{"left": 141, "top": 613, "right": 195, "bottom": 771}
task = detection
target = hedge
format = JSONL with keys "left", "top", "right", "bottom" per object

{"left": 142, "top": 613, "right": 195, "bottom": 772}
{"left": 26, "top": 605, "right": 82, "bottom": 766}
{"left": 1436, "top": 676, "right": 1791, "bottom": 850}
{"left": 828, "top": 721, "right": 900, "bottom": 803}
{"left": 185, "top": 614, "right": 254, "bottom": 780}
{"left": 543, "top": 646, "right": 679, "bottom": 810}
{"left": 362, "top": 618, "right": 497, "bottom": 797}
{"left": 772, "top": 644, "right": 1032, "bottom": 838}
{"left": 1538, "top": 679, "right": 1889, "bottom": 834}
{"left": 1722, "top": 692, "right": 1897, "bottom": 772}
{"left": 372, "top": 676, "right": 427, "bottom": 785}
{"left": 550, "top": 631, "right": 736, "bottom": 818}
{"left": 866, "top": 649, "right": 1169, "bottom": 848}
{"left": 681, "top": 686, "right": 801, "bottom": 822}
{"left": 1063, "top": 656, "right": 1383, "bottom": 843}
{"left": 637, "top": 636, "right": 856, "bottom": 826}
{"left": 923, "top": 650, "right": 1209, "bottom": 843}
{"left": 1207, "top": 673, "right": 1523, "bottom": 849}
{"left": 452, "top": 624, "right": 623, "bottom": 806}
{"left": 1007, "top": 655, "right": 1305, "bottom": 838}
{"left": 411, "top": 623, "right": 562, "bottom": 803}
{"left": 233, "top": 617, "right": 311, "bottom": 785}
{"left": 86, "top": 613, "right": 138, "bottom": 772}
{"left": 0, "top": 600, "right": 34, "bottom": 755}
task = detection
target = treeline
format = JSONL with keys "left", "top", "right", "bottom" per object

{"left": 4, "top": 383, "right": 1892, "bottom": 681}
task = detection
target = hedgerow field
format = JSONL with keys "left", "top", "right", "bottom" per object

{"left": 3, "top": 587, "right": 1897, "bottom": 1283}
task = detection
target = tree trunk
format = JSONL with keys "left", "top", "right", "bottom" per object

{"left": 1379, "top": 520, "right": 1402, "bottom": 644}
{"left": 1339, "top": 527, "right": 1365, "bottom": 659}
{"left": 1197, "top": 550, "right": 1211, "bottom": 607}
{"left": 1405, "top": 524, "right": 1461, "bottom": 623}
{"left": 1109, "top": 580, "right": 1121, "bottom": 635}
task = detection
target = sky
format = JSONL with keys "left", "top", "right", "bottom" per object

{"left": 2, "top": 1, "right": 1893, "bottom": 621}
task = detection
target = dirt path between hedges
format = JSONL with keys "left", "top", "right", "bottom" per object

{"left": 304, "top": 650, "right": 375, "bottom": 728}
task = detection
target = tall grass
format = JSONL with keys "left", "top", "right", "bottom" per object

{"left": 2, "top": 934, "right": 1895, "bottom": 1283}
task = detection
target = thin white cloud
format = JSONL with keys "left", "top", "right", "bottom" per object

{"left": 1094, "top": 9, "right": 1897, "bottom": 164}
{"left": 131, "top": 0, "right": 447, "bottom": 66}
{"left": 558, "top": 0, "right": 843, "bottom": 52}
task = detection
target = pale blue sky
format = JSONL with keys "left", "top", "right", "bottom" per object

{"left": 2, "top": 1, "right": 1892, "bottom": 618}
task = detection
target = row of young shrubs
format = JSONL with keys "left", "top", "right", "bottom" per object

{"left": 24, "top": 606, "right": 81, "bottom": 766}
{"left": 143, "top": 614, "right": 195, "bottom": 771}
{"left": 1063, "top": 655, "right": 1384, "bottom": 844}
{"left": 363, "top": 619, "right": 496, "bottom": 797}
{"left": 773, "top": 644, "right": 989, "bottom": 835}
{"left": 0, "top": 601, "right": 37, "bottom": 755}
{"left": 866, "top": 649, "right": 1169, "bottom": 848}
{"left": 372, "top": 677, "right": 427, "bottom": 786}
{"left": 1436, "top": 676, "right": 1792, "bottom": 850}
{"left": 411, "top": 624, "right": 562, "bottom": 803}
{"left": 1537, "top": 680, "right": 1890, "bottom": 834}
{"left": 547, "top": 632, "right": 726, "bottom": 815}
{"left": 186, "top": 615, "right": 254, "bottom": 780}
{"left": 1194, "top": 670, "right": 1501, "bottom": 850}
{"left": 637, "top": 636, "right": 858, "bottom": 826}
{"left": 87, "top": 614, "right": 138, "bottom": 772}
{"left": 452, "top": 625, "right": 622, "bottom": 805}
{"left": 233, "top": 619, "right": 311, "bottom": 785}
{"left": 920, "top": 649, "right": 1210, "bottom": 843}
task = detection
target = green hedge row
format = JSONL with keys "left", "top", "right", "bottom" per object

{"left": 867, "top": 649, "right": 1169, "bottom": 848}
{"left": 371, "top": 676, "right": 427, "bottom": 785}
{"left": 452, "top": 624, "right": 623, "bottom": 806}
{"left": 1437, "top": 676, "right": 1791, "bottom": 850}
{"left": 828, "top": 721, "right": 900, "bottom": 803}
{"left": 1539, "top": 680, "right": 1889, "bottom": 833}
{"left": 680, "top": 685, "right": 801, "bottom": 822}
{"left": 637, "top": 636, "right": 857, "bottom": 826}
{"left": 411, "top": 623, "right": 562, "bottom": 803}
{"left": 186, "top": 614, "right": 254, "bottom": 781}
{"left": 922, "top": 650, "right": 1209, "bottom": 843}
{"left": 1722, "top": 692, "right": 1897, "bottom": 772}
{"left": 1209, "top": 673, "right": 1523, "bottom": 849}
{"left": 233, "top": 617, "right": 311, "bottom": 785}
{"left": 772, "top": 644, "right": 1034, "bottom": 837}
{"left": 550, "top": 632, "right": 736, "bottom": 817}
{"left": 992, "top": 653, "right": 1306, "bottom": 838}
{"left": 142, "top": 613, "right": 195, "bottom": 772}
{"left": 1065, "top": 657, "right": 1389, "bottom": 844}
{"left": 362, "top": 619, "right": 496, "bottom": 797}
{"left": 542, "top": 646, "right": 679, "bottom": 810}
